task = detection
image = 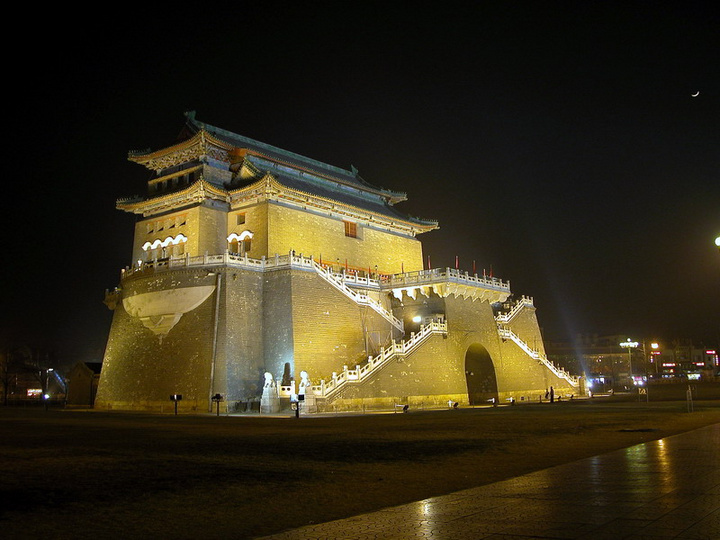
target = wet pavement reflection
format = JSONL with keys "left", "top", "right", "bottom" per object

{"left": 258, "top": 423, "right": 720, "bottom": 539}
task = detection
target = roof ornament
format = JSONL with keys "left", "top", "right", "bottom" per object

{"left": 351, "top": 165, "right": 359, "bottom": 177}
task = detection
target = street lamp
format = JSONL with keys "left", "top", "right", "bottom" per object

{"left": 619, "top": 339, "right": 639, "bottom": 386}
{"left": 650, "top": 342, "right": 660, "bottom": 376}
{"left": 715, "top": 236, "right": 720, "bottom": 250}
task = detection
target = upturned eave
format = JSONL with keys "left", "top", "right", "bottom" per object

{"left": 117, "top": 178, "right": 229, "bottom": 216}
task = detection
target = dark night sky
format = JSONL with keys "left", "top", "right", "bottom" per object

{"left": 4, "top": 2, "right": 719, "bottom": 366}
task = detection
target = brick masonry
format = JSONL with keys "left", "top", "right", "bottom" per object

{"left": 100, "top": 122, "right": 577, "bottom": 412}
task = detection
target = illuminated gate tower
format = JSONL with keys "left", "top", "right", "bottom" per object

{"left": 96, "top": 112, "right": 582, "bottom": 412}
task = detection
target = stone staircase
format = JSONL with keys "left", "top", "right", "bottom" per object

{"left": 494, "top": 295, "right": 534, "bottom": 323}
{"left": 312, "top": 261, "right": 404, "bottom": 331}
{"left": 312, "top": 321, "right": 448, "bottom": 400}
{"left": 497, "top": 326, "right": 579, "bottom": 387}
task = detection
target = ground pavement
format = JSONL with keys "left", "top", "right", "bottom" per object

{"left": 258, "top": 423, "right": 720, "bottom": 539}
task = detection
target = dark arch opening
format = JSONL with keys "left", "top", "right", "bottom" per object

{"left": 465, "top": 343, "right": 498, "bottom": 405}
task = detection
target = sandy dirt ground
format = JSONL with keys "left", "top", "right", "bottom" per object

{"left": 2, "top": 396, "right": 720, "bottom": 539}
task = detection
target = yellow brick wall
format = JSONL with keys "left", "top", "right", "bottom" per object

{"left": 133, "top": 210, "right": 191, "bottom": 262}
{"left": 330, "top": 293, "right": 578, "bottom": 408}
{"left": 96, "top": 269, "right": 219, "bottom": 412}
{"left": 266, "top": 202, "right": 424, "bottom": 274}
{"left": 226, "top": 203, "right": 268, "bottom": 258}
{"left": 133, "top": 204, "right": 228, "bottom": 262}
{"left": 197, "top": 203, "right": 230, "bottom": 255}
{"left": 288, "top": 270, "right": 395, "bottom": 382}
{"left": 505, "top": 306, "right": 547, "bottom": 356}
{"left": 132, "top": 199, "right": 425, "bottom": 274}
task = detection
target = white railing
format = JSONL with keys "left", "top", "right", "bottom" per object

{"left": 313, "top": 321, "right": 448, "bottom": 399}
{"left": 382, "top": 267, "right": 510, "bottom": 292}
{"left": 312, "top": 261, "right": 403, "bottom": 331}
{"left": 122, "top": 251, "right": 403, "bottom": 331}
{"left": 497, "top": 326, "right": 579, "bottom": 387}
{"left": 495, "top": 295, "right": 534, "bottom": 323}
{"left": 333, "top": 270, "right": 382, "bottom": 290}
{"left": 121, "top": 251, "right": 318, "bottom": 279}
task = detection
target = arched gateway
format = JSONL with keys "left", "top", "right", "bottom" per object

{"left": 465, "top": 343, "right": 498, "bottom": 405}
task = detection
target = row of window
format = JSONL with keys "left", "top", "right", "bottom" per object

{"left": 228, "top": 231, "right": 253, "bottom": 255}
{"left": 141, "top": 232, "right": 255, "bottom": 261}
{"left": 149, "top": 171, "right": 198, "bottom": 194}
{"left": 146, "top": 213, "right": 354, "bottom": 238}
{"left": 141, "top": 216, "right": 358, "bottom": 260}
{"left": 146, "top": 215, "right": 187, "bottom": 235}
{"left": 142, "top": 234, "right": 188, "bottom": 260}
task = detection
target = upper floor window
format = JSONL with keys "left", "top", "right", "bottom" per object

{"left": 141, "top": 234, "right": 187, "bottom": 261}
{"left": 228, "top": 231, "right": 253, "bottom": 256}
{"left": 344, "top": 221, "right": 357, "bottom": 238}
{"left": 144, "top": 215, "right": 187, "bottom": 235}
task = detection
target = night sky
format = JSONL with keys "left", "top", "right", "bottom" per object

{"left": 5, "top": 2, "right": 718, "bottom": 367}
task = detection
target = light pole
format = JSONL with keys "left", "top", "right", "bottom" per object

{"left": 619, "top": 339, "right": 639, "bottom": 386}
{"left": 650, "top": 342, "right": 660, "bottom": 377}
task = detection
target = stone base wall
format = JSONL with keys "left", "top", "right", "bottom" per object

{"left": 95, "top": 269, "right": 219, "bottom": 412}
{"left": 97, "top": 262, "right": 576, "bottom": 412}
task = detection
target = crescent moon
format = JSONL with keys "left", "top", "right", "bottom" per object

{"left": 691, "top": 91, "right": 700, "bottom": 97}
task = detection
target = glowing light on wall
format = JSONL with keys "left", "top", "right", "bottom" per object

{"left": 227, "top": 231, "right": 254, "bottom": 242}
{"left": 142, "top": 234, "right": 188, "bottom": 251}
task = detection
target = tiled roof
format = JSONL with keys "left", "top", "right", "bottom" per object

{"left": 184, "top": 112, "right": 437, "bottom": 228}
{"left": 184, "top": 112, "right": 406, "bottom": 201}
{"left": 247, "top": 154, "right": 435, "bottom": 226}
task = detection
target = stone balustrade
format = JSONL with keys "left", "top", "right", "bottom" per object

{"left": 312, "top": 261, "right": 403, "bottom": 330}
{"left": 121, "top": 251, "right": 317, "bottom": 280}
{"left": 120, "top": 253, "right": 511, "bottom": 299}
{"left": 120, "top": 251, "right": 404, "bottom": 330}
{"left": 495, "top": 295, "right": 534, "bottom": 323}
{"left": 317, "top": 321, "right": 448, "bottom": 398}
{"left": 497, "top": 326, "right": 579, "bottom": 387}
{"left": 382, "top": 267, "right": 510, "bottom": 292}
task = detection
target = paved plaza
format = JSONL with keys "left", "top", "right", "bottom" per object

{"left": 259, "top": 423, "right": 720, "bottom": 539}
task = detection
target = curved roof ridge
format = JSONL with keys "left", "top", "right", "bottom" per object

{"left": 184, "top": 111, "right": 406, "bottom": 199}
